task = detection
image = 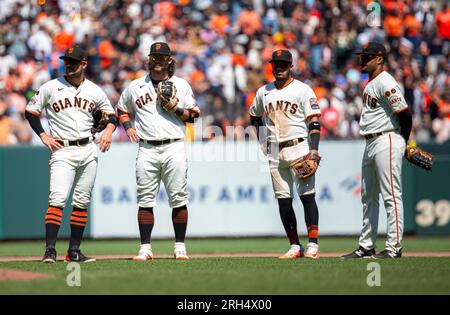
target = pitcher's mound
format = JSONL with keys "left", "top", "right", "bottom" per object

{"left": 0, "top": 269, "right": 50, "bottom": 282}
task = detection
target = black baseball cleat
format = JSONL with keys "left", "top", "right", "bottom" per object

{"left": 373, "top": 249, "right": 402, "bottom": 259}
{"left": 65, "top": 250, "right": 96, "bottom": 263}
{"left": 42, "top": 248, "right": 57, "bottom": 263}
{"left": 341, "top": 246, "right": 376, "bottom": 259}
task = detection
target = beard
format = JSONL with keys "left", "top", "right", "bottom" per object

{"left": 149, "top": 60, "right": 168, "bottom": 72}
{"left": 65, "top": 66, "right": 83, "bottom": 77}
{"left": 274, "top": 69, "right": 290, "bottom": 80}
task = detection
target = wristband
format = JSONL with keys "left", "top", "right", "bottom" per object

{"left": 123, "top": 120, "right": 132, "bottom": 131}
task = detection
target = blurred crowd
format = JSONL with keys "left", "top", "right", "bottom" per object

{"left": 0, "top": 0, "right": 449, "bottom": 145}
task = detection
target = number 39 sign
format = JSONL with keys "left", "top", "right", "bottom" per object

{"left": 416, "top": 199, "right": 450, "bottom": 228}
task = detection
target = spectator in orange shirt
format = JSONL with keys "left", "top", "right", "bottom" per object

{"left": 154, "top": 0, "right": 176, "bottom": 30}
{"left": 383, "top": 9, "right": 404, "bottom": 56}
{"left": 404, "top": 13, "right": 421, "bottom": 47}
{"left": 54, "top": 29, "right": 75, "bottom": 52}
{"left": 98, "top": 38, "right": 116, "bottom": 69}
{"left": 313, "top": 84, "right": 327, "bottom": 102}
{"left": 211, "top": 6, "right": 231, "bottom": 36}
{"left": 236, "top": 3, "right": 262, "bottom": 37}
{"left": 436, "top": 4, "right": 450, "bottom": 40}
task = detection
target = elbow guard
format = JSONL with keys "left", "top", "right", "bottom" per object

{"left": 308, "top": 121, "right": 321, "bottom": 132}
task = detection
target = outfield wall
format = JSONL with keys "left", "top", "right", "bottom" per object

{"left": 0, "top": 141, "right": 448, "bottom": 239}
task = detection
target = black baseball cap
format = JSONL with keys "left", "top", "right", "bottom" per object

{"left": 59, "top": 45, "right": 88, "bottom": 62}
{"left": 269, "top": 49, "right": 292, "bottom": 63}
{"left": 356, "top": 42, "right": 387, "bottom": 59}
{"left": 148, "top": 42, "right": 171, "bottom": 56}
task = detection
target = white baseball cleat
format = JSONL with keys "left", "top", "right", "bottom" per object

{"left": 174, "top": 242, "right": 190, "bottom": 260}
{"left": 279, "top": 244, "right": 304, "bottom": 259}
{"left": 133, "top": 244, "right": 153, "bottom": 261}
{"left": 304, "top": 242, "right": 320, "bottom": 259}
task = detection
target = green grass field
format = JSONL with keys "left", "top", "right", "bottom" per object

{"left": 0, "top": 236, "right": 449, "bottom": 294}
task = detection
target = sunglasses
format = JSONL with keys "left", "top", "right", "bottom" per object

{"left": 360, "top": 54, "right": 383, "bottom": 61}
{"left": 149, "top": 55, "right": 169, "bottom": 62}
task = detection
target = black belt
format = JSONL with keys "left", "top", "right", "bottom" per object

{"left": 364, "top": 130, "right": 396, "bottom": 140}
{"left": 140, "top": 138, "right": 181, "bottom": 145}
{"left": 57, "top": 137, "right": 92, "bottom": 146}
{"left": 279, "top": 138, "right": 304, "bottom": 151}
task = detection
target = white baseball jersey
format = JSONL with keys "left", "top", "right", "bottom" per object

{"left": 117, "top": 75, "right": 196, "bottom": 140}
{"left": 249, "top": 79, "right": 321, "bottom": 143}
{"left": 359, "top": 71, "right": 408, "bottom": 136}
{"left": 26, "top": 76, "right": 115, "bottom": 140}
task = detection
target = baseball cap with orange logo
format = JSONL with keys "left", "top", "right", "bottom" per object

{"left": 149, "top": 42, "right": 171, "bottom": 56}
{"left": 59, "top": 45, "right": 88, "bottom": 62}
{"left": 356, "top": 42, "right": 387, "bottom": 59}
{"left": 269, "top": 49, "right": 292, "bottom": 63}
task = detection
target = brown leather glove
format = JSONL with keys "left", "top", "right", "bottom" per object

{"left": 405, "top": 145, "right": 434, "bottom": 170}
{"left": 157, "top": 81, "right": 178, "bottom": 113}
{"left": 290, "top": 153, "right": 322, "bottom": 180}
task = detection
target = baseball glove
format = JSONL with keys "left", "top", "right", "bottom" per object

{"left": 405, "top": 145, "right": 434, "bottom": 170}
{"left": 290, "top": 153, "right": 322, "bottom": 180}
{"left": 157, "top": 81, "right": 178, "bottom": 113}
{"left": 91, "top": 109, "right": 110, "bottom": 134}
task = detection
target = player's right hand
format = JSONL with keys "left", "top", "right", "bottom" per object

{"left": 40, "top": 133, "right": 63, "bottom": 152}
{"left": 126, "top": 128, "right": 139, "bottom": 143}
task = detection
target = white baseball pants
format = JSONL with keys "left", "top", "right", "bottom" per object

{"left": 48, "top": 141, "right": 98, "bottom": 209}
{"left": 359, "top": 132, "right": 406, "bottom": 253}
{"left": 136, "top": 140, "right": 188, "bottom": 208}
{"left": 268, "top": 141, "right": 315, "bottom": 199}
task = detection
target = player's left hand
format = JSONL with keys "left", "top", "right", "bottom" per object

{"left": 97, "top": 130, "right": 113, "bottom": 152}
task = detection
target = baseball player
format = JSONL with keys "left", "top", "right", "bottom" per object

{"left": 341, "top": 42, "right": 413, "bottom": 259}
{"left": 25, "top": 45, "right": 118, "bottom": 263}
{"left": 249, "top": 49, "right": 322, "bottom": 259}
{"left": 117, "top": 42, "right": 200, "bottom": 261}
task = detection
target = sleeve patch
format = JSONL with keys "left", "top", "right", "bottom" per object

{"left": 389, "top": 96, "right": 402, "bottom": 105}
{"left": 309, "top": 98, "right": 320, "bottom": 110}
